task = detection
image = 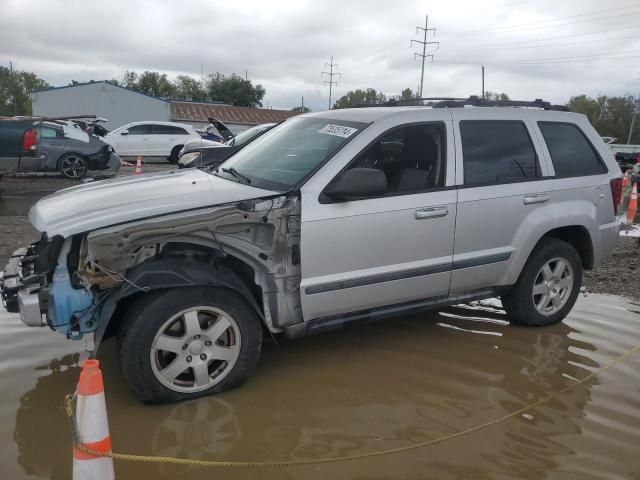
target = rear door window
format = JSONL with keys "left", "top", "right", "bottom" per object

{"left": 128, "top": 124, "right": 152, "bottom": 135}
{"left": 152, "top": 125, "right": 188, "bottom": 135}
{"left": 538, "top": 122, "right": 607, "bottom": 177}
{"left": 460, "top": 121, "right": 540, "bottom": 186}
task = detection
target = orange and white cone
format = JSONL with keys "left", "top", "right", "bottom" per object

{"left": 622, "top": 170, "right": 629, "bottom": 189}
{"left": 73, "top": 360, "right": 115, "bottom": 480}
{"left": 627, "top": 182, "right": 638, "bottom": 224}
{"left": 134, "top": 155, "right": 142, "bottom": 175}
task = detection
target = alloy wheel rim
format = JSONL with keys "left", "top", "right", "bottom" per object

{"left": 61, "top": 155, "right": 87, "bottom": 178}
{"left": 532, "top": 257, "right": 573, "bottom": 316}
{"left": 150, "top": 306, "right": 241, "bottom": 393}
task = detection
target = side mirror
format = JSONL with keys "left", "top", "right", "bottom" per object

{"left": 326, "top": 168, "right": 387, "bottom": 200}
{"left": 120, "top": 129, "right": 129, "bottom": 135}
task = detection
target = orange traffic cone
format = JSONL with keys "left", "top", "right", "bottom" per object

{"left": 622, "top": 170, "right": 629, "bottom": 189}
{"left": 72, "top": 360, "right": 115, "bottom": 480}
{"left": 627, "top": 182, "right": 638, "bottom": 224}
{"left": 134, "top": 155, "right": 143, "bottom": 175}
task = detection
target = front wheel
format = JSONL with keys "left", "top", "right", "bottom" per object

{"left": 118, "top": 288, "right": 262, "bottom": 403}
{"left": 58, "top": 153, "right": 88, "bottom": 179}
{"left": 502, "top": 238, "right": 582, "bottom": 327}
{"left": 168, "top": 145, "right": 182, "bottom": 164}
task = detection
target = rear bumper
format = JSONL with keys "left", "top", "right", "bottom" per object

{"left": 593, "top": 221, "right": 620, "bottom": 268}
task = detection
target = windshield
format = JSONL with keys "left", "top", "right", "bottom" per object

{"left": 216, "top": 117, "right": 367, "bottom": 190}
{"left": 225, "top": 125, "right": 269, "bottom": 147}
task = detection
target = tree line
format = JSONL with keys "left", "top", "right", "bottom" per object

{"left": 114, "top": 70, "right": 266, "bottom": 107}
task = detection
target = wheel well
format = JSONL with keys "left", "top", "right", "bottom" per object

{"left": 539, "top": 226, "right": 594, "bottom": 270}
{"left": 102, "top": 245, "right": 266, "bottom": 342}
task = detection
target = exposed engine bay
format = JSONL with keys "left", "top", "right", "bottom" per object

{"left": 2, "top": 195, "right": 302, "bottom": 346}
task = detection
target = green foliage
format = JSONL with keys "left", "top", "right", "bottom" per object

{"left": 0, "top": 65, "right": 50, "bottom": 116}
{"left": 173, "top": 75, "right": 207, "bottom": 102}
{"left": 485, "top": 91, "right": 510, "bottom": 101}
{"left": 204, "top": 73, "right": 265, "bottom": 107}
{"left": 333, "top": 88, "right": 387, "bottom": 109}
{"left": 291, "top": 105, "right": 311, "bottom": 113}
{"left": 120, "top": 70, "right": 264, "bottom": 107}
{"left": 568, "top": 94, "right": 638, "bottom": 143}
{"left": 399, "top": 88, "right": 416, "bottom": 101}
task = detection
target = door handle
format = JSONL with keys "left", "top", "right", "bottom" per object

{"left": 415, "top": 206, "right": 448, "bottom": 220}
{"left": 523, "top": 193, "right": 550, "bottom": 205}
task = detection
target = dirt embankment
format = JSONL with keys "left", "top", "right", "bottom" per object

{"left": 583, "top": 236, "right": 639, "bottom": 301}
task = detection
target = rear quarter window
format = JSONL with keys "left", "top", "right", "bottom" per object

{"left": 538, "top": 122, "right": 607, "bottom": 177}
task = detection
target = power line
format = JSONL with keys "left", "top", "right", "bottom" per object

{"left": 321, "top": 56, "right": 341, "bottom": 110}
{"left": 411, "top": 15, "right": 439, "bottom": 98}
{"left": 445, "top": 33, "right": 640, "bottom": 51}
{"left": 438, "top": 3, "right": 640, "bottom": 35}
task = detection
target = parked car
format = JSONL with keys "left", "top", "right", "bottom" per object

{"left": 104, "top": 121, "right": 201, "bottom": 163}
{"left": 196, "top": 117, "right": 235, "bottom": 143}
{"left": 0, "top": 119, "right": 43, "bottom": 180}
{"left": 178, "top": 123, "right": 276, "bottom": 169}
{"left": 36, "top": 121, "right": 121, "bottom": 179}
{"left": 1, "top": 98, "right": 621, "bottom": 404}
{"left": 614, "top": 151, "right": 639, "bottom": 173}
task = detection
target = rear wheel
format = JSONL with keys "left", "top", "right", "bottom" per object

{"left": 118, "top": 288, "right": 262, "bottom": 403}
{"left": 58, "top": 153, "right": 88, "bottom": 179}
{"left": 502, "top": 238, "right": 582, "bottom": 326}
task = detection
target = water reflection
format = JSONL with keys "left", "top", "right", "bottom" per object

{"left": 10, "top": 296, "right": 640, "bottom": 480}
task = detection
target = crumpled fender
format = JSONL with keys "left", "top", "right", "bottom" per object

{"left": 94, "top": 259, "right": 263, "bottom": 350}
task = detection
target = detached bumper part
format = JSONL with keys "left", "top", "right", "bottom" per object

{"left": 1, "top": 247, "right": 29, "bottom": 313}
{"left": 18, "top": 290, "right": 45, "bottom": 327}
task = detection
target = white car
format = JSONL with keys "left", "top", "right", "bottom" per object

{"left": 104, "top": 121, "right": 201, "bottom": 163}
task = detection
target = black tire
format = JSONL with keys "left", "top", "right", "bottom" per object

{"left": 501, "top": 238, "right": 582, "bottom": 327}
{"left": 58, "top": 153, "right": 88, "bottom": 179}
{"left": 168, "top": 145, "right": 182, "bottom": 164}
{"left": 118, "top": 287, "right": 262, "bottom": 403}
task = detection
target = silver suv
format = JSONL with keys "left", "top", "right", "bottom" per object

{"left": 1, "top": 98, "right": 622, "bottom": 403}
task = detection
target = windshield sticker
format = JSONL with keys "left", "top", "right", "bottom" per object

{"left": 318, "top": 124, "right": 358, "bottom": 138}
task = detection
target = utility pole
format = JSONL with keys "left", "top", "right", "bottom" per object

{"left": 411, "top": 15, "right": 438, "bottom": 98}
{"left": 245, "top": 69, "right": 248, "bottom": 82}
{"left": 322, "top": 56, "right": 341, "bottom": 110}
{"left": 482, "top": 65, "right": 485, "bottom": 99}
{"left": 301, "top": 96, "right": 304, "bottom": 111}
{"left": 9, "top": 60, "right": 18, "bottom": 115}
{"left": 628, "top": 94, "right": 639, "bottom": 144}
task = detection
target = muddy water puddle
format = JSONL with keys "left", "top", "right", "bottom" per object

{"left": 1, "top": 294, "right": 639, "bottom": 479}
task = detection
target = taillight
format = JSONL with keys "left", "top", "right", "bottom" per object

{"left": 22, "top": 129, "right": 37, "bottom": 152}
{"left": 610, "top": 177, "right": 622, "bottom": 215}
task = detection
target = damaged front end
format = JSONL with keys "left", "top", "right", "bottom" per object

{"left": 2, "top": 194, "right": 303, "bottom": 345}
{"left": 1, "top": 234, "right": 95, "bottom": 338}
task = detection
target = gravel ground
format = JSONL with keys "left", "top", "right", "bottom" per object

{"left": 1, "top": 172, "right": 638, "bottom": 302}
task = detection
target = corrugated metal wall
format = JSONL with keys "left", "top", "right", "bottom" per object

{"left": 32, "top": 83, "right": 171, "bottom": 130}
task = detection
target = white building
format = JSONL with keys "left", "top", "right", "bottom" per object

{"left": 32, "top": 81, "right": 297, "bottom": 133}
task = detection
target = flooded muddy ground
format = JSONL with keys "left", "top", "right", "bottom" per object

{"left": 0, "top": 295, "right": 639, "bottom": 479}
{"left": 1, "top": 173, "right": 639, "bottom": 479}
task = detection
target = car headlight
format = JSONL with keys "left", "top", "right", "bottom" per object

{"left": 178, "top": 151, "right": 201, "bottom": 167}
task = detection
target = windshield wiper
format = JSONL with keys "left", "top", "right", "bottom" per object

{"left": 220, "top": 167, "right": 252, "bottom": 184}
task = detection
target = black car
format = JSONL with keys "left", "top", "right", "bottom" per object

{"left": 614, "top": 151, "right": 639, "bottom": 173}
{"left": 178, "top": 123, "right": 275, "bottom": 169}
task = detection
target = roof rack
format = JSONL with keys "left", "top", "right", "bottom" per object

{"left": 355, "top": 97, "right": 466, "bottom": 108}
{"left": 433, "top": 96, "right": 570, "bottom": 111}
{"left": 355, "top": 96, "right": 569, "bottom": 111}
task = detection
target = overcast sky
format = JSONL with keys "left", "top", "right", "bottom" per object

{"left": 2, "top": 0, "right": 640, "bottom": 111}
